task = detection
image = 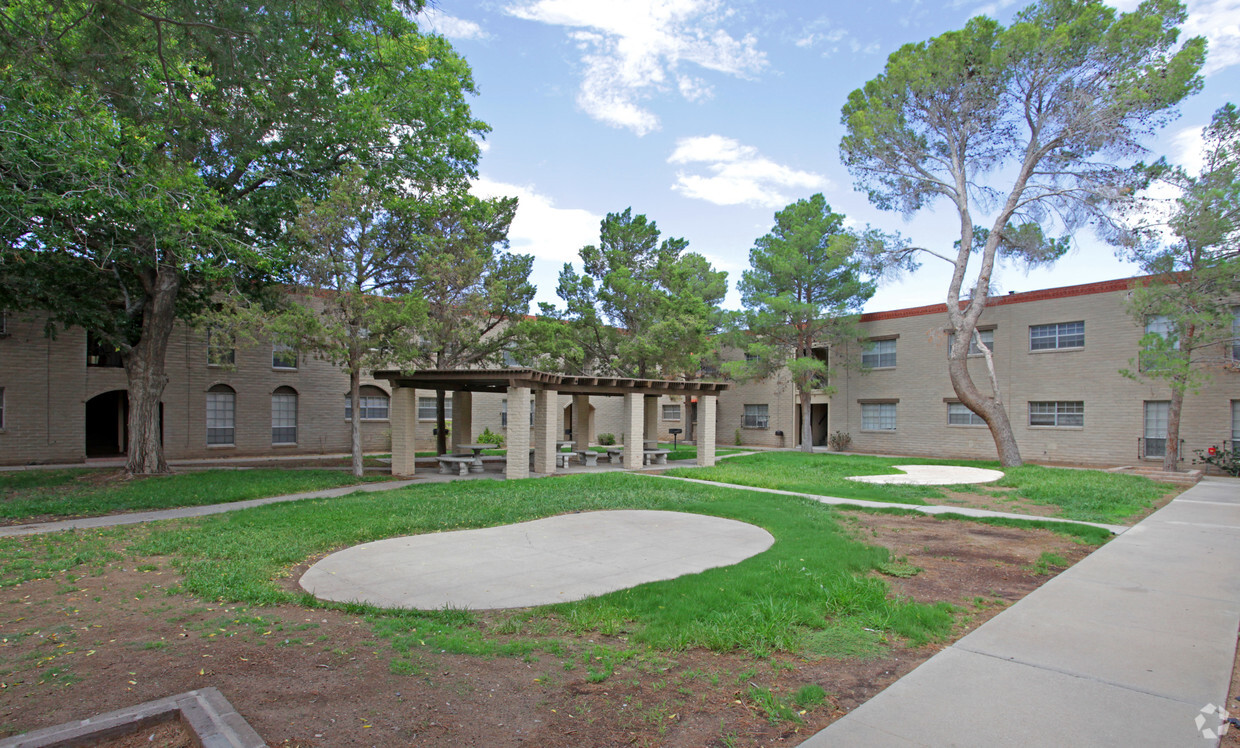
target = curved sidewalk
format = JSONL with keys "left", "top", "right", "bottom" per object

{"left": 802, "top": 476, "right": 1240, "bottom": 747}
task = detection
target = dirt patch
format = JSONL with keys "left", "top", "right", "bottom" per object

{"left": 98, "top": 719, "right": 195, "bottom": 748}
{"left": 0, "top": 514, "right": 1097, "bottom": 747}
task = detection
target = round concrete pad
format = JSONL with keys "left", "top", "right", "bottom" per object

{"left": 847, "top": 465, "right": 1005, "bottom": 485}
{"left": 299, "top": 510, "right": 774, "bottom": 610}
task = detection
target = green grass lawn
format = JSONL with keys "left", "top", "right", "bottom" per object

{"left": 0, "top": 468, "right": 394, "bottom": 522}
{"left": 119, "top": 472, "right": 959, "bottom": 658}
{"left": 665, "top": 452, "right": 1177, "bottom": 524}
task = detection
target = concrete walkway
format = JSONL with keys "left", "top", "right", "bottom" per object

{"left": 651, "top": 475, "right": 1129, "bottom": 535}
{"left": 0, "top": 480, "right": 419, "bottom": 538}
{"left": 802, "top": 476, "right": 1240, "bottom": 747}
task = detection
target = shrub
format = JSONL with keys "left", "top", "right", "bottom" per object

{"left": 827, "top": 430, "right": 852, "bottom": 452}
{"left": 477, "top": 427, "right": 505, "bottom": 448}
{"left": 1193, "top": 445, "right": 1240, "bottom": 476}
{"left": 597, "top": 433, "right": 616, "bottom": 446}
{"left": 734, "top": 428, "right": 743, "bottom": 446}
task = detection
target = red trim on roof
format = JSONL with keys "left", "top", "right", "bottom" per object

{"left": 859, "top": 276, "right": 1143, "bottom": 323}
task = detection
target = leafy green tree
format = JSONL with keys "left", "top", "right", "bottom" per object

{"left": 839, "top": 0, "right": 1205, "bottom": 466}
{"left": 1120, "top": 103, "right": 1240, "bottom": 472}
{"left": 276, "top": 168, "right": 427, "bottom": 477}
{"left": 726, "top": 195, "right": 876, "bottom": 452}
{"left": 390, "top": 193, "right": 534, "bottom": 455}
{"left": 0, "top": 0, "right": 484, "bottom": 474}
{"left": 523, "top": 209, "right": 727, "bottom": 379}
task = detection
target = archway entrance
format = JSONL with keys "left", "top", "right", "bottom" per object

{"left": 85, "top": 390, "right": 128, "bottom": 457}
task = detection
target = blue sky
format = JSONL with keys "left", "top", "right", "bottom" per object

{"left": 418, "top": 0, "right": 1240, "bottom": 313}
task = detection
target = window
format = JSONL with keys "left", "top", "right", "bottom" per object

{"left": 1145, "top": 315, "right": 1178, "bottom": 349}
{"left": 206, "top": 385, "right": 236, "bottom": 446}
{"left": 662, "top": 404, "right": 682, "bottom": 421}
{"left": 947, "top": 402, "right": 985, "bottom": 426}
{"left": 744, "top": 352, "right": 761, "bottom": 363}
{"left": 1029, "top": 321, "right": 1084, "bottom": 350}
{"left": 500, "top": 399, "right": 535, "bottom": 428}
{"left": 742, "top": 404, "right": 769, "bottom": 429}
{"left": 344, "top": 386, "right": 390, "bottom": 421}
{"left": 1231, "top": 308, "right": 1239, "bottom": 361}
{"left": 272, "top": 344, "right": 298, "bottom": 370}
{"left": 949, "top": 329, "right": 995, "bottom": 356}
{"left": 86, "top": 332, "right": 124, "bottom": 367}
{"left": 417, "top": 396, "right": 452, "bottom": 421}
{"left": 1143, "top": 401, "right": 1168, "bottom": 459}
{"left": 861, "top": 402, "right": 897, "bottom": 431}
{"left": 1029, "top": 401, "right": 1084, "bottom": 428}
{"left": 271, "top": 387, "right": 297, "bottom": 444}
{"left": 0, "top": 387, "right": 5, "bottom": 429}
{"left": 206, "top": 328, "right": 235, "bottom": 367}
{"left": 1233, "top": 401, "right": 1239, "bottom": 454}
{"left": 862, "top": 339, "right": 896, "bottom": 368}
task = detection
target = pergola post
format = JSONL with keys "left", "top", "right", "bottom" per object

{"left": 572, "top": 394, "right": 591, "bottom": 451}
{"left": 695, "top": 394, "right": 717, "bottom": 467}
{"left": 506, "top": 386, "right": 531, "bottom": 480}
{"left": 623, "top": 392, "right": 643, "bottom": 469}
{"left": 390, "top": 386, "right": 417, "bottom": 476}
{"left": 644, "top": 396, "right": 659, "bottom": 448}
{"left": 451, "top": 391, "right": 472, "bottom": 451}
{"left": 533, "top": 389, "right": 557, "bottom": 474}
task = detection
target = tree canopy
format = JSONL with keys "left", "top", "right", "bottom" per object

{"left": 0, "top": 0, "right": 487, "bottom": 473}
{"left": 839, "top": 0, "right": 1205, "bottom": 466}
{"left": 522, "top": 209, "right": 727, "bottom": 379}
{"left": 727, "top": 195, "right": 875, "bottom": 452}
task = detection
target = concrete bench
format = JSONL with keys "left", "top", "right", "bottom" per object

{"left": 644, "top": 449, "right": 671, "bottom": 465}
{"left": 605, "top": 447, "right": 624, "bottom": 464}
{"left": 576, "top": 450, "right": 599, "bottom": 467}
{"left": 557, "top": 451, "right": 573, "bottom": 469}
{"left": 436, "top": 455, "right": 473, "bottom": 476}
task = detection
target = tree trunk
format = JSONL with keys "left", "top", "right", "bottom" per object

{"left": 1163, "top": 380, "right": 1186, "bottom": 473}
{"left": 436, "top": 389, "right": 448, "bottom": 455}
{"left": 349, "top": 365, "right": 363, "bottom": 478}
{"left": 123, "top": 267, "right": 179, "bottom": 475}
{"left": 948, "top": 355, "right": 1023, "bottom": 467}
{"left": 799, "top": 384, "right": 813, "bottom": 453}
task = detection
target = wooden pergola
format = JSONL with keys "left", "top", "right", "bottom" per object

{"left": 371, "top": 368, "right": 730, "bottom": 480}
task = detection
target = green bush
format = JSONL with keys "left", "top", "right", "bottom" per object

{"left": 597, "top": 433, "right": 616, "bottom": 446}
{"left": 735, "top": 428, "right": 743, "bottom": 446}
{"left": 1193, "top": 445, "right": 1240, "bottom": 476}
{"left": 827, "top": 430, "right": 852, "bottom": 451}
{"left": 477, "top": 428, "right": 505, "bottom": 448}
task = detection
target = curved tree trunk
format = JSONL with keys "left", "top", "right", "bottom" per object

{"left": 948, "top": 356, "right": 1023, "bottom": 467}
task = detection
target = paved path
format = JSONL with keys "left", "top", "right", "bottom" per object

{"left": 650, "top": 475, "right": 1128, "bottom": 535}
{"left": 802, "top": 476, "right": 1240, "bottom": 747}
{"left": 0, "top": 480, "right": 419, "bottom": 538}
{"left": 300, "top": 510, "right": 774, "bottom": 609}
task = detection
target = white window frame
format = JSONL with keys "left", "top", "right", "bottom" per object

{"left": 1143, "top": 400, "right": 1169, "bottom": 459}
{"left": 949, "top": 329, "right": 995, "bottom": 357}
{"left": 862, "top": 339, "right": 897, "bottom": 369}
{"left": 272, "top": 389, "right": 298, "bottom": 445}
{"left": 861, "top": 402, "right": 897, "bottom": 432}
{"left": 1145, "top": 315, "right": 1179, "bottom": 349}
{"left": 742, "top": 404, "right": 769, "bottom": 429}
{"left": 344, "top": 388, "right": 390, "bottom": 421}
{"left": 1029, "top": 321, "right": 1084, "bottom": 351}
{"left": 947, "top": 402, "right": 986, "bottom": 426}
{"left": 417, "top": 396, "right": 452, "bottom": 422}
{"left": 1028, "top": 401, "right": 1084, "bottom": 428}
{"left": 206, "top": 386, "right": 236, "bottom": 446}
{"left": 662, "top": 403, "right": 682, "bottom": 421}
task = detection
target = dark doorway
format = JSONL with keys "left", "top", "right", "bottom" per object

{"left": 794, "top": 403, "right": 831, "bottom": 447}
{"left": 688, "top": 401, "right": 698, "bottom": 443}
{"left": 85, "top": 390, "right": 128, "bottom": 457}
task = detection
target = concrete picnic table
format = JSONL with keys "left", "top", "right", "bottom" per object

{"left": 454, "top": 443, "right": 493, "bottom": 473}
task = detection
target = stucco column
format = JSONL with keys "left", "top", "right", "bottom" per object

{"left": 506, "top": 386, "right": 531, "bottom": 480}
{"left": 573, "top": 394, "right": 591, "bottom": 451}
{"left": 695, "top": 394, "right": 717, "bottom": 467}
{"left": 451, "top": 391, "right": 472, "bottom": 450}
{"left": 644, "top": 396, "right": 659, "bottom": 448}
{"left": 533, "top": 389, "right": 557, "bottom": 474}
{"left": 623, "top": 392, "right": 643, "bottom": 469}
{"left": 390, "top": 386, "right": 417, "bottom": 476}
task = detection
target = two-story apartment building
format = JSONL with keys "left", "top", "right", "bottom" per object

{"left": 1, "top": 276, "right": 1236, "bottom": 468}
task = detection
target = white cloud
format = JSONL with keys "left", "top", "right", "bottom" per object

{"left": 667, "top": 135, "right": 828, "bottom": 208}
{"left": 1183, "top": 0, "right": 1240, "bottom": 75}
{"left": 505, "top": 0, "right": 767, "bottom": 135}
{"left": 1171, "top": 125, "right": 1206, "bottom": 176}
{"left": 470, "top": 177, "right": 600, "bottom": 265}
{"left": 418, "top": 8, "right": 490, "bottom": 40}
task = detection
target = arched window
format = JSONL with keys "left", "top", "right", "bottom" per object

{"left": 344, "top": 385, "right": 389, "bottom": 420}
{"left": 206, "top": 384, "right": 236, "bottom": 445}
{"left": 272, "top": 386, "right": 298, "bottom": 444}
